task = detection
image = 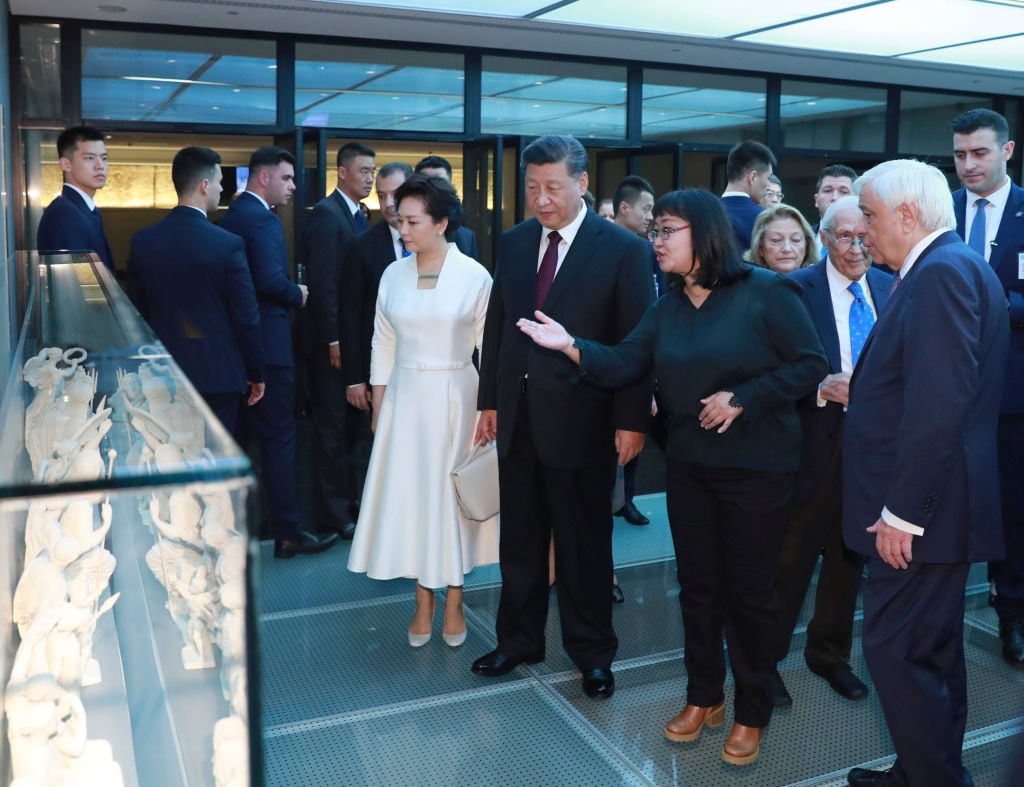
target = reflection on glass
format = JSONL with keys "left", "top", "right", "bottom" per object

{"left": 781, "top": 80, "right": 886, "bottom": 153}
{"left": 296, "top": 44, "right": 464, "bottom": 132}
{"left": 482, "top": 56, "right": 627, "bottom": 139}
{"left": 642, "top": 70, "right": 765, "bottom": 144}
{"left": 81, "top": 30, "right": 276, "bottom": 125}
{"left": 899, "top": 91, "right": 993, "bottom": 156}
{"left": 19, "top": 24, "right": 62, "bottom": 119}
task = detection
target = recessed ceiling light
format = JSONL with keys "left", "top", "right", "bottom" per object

{"left": 97, "top": 5, "right": 127, "bottom": 12}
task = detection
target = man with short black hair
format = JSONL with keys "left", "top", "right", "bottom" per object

{"left": 811, "top": 165, "right": 857, "bottom": 257}
{"left": 952, "top": 107, "right": 1024, "bottom": 670}
{"left": 414, "top": 154, "right": 479, "bottom": 259}
{"left": 720, "top": 140, "right": 777, "bottom": 249}
{"left": 38, "top": 125, "right": 115, "bottom": 270}
{"left": 302, "top": 141, "right": 377, "bottom": 540}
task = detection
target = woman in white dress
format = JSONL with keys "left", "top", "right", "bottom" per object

{"left": 348, "top": 174, "right": 499, "bottom": 648}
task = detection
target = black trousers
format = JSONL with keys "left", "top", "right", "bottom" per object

{"left": 862, "top": 559, "right": 972, "bottom": 787}
{"left": 201, "top": 390, "right": 243, "bottom": 437}
{"left": 494, "top": 394, "right": 618, "bottom": 671}
{"left": 993, "top": 413, "right": 1024, "bottom": 622}
{"left": 666, "top": 461, "right": 794, "bottom": 728}
{"left": 774, "top": 439, "right": 864, "bottom": 668}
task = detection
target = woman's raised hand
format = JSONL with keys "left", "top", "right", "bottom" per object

{"left": 516, "top": 311, "right": 572, "bottom": 351}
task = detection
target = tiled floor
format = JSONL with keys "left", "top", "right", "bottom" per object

{"left": 257, "top": 493, "right": 1024, "bottom": 786}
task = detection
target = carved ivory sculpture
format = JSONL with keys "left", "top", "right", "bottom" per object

{"left": 22, "top": 347, "right": 85, "bottom": 476}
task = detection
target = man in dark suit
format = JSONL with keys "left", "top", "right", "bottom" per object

{"left": 844, "top": 160, "right": 1008, "bottom": 787}
{"left": 719, "top": 140, "right": 776, "bottom": 250}
{"left": 126, "top": 146, "right": 265, "bottom": 434}
{"left": 220, "top": 146, "right": 338, "bottom": 560}
{"left": 810, "top": 165, "right": 857, "bottom": 259}
{"left": 951, "top": 108, "right": 1024, "bottom": 670}
{"left": 414, "top": 155, "right": 479, "bottom": 260}
{"left": 301, "top": 142, "right": 376, "bottom": 540}
{"left": 471, "top": 135, "right": 654, "bottom": 699}
{"left": 340, "top": 161, "right": 413, "bottom": 408}
{"left": 37, "top": 125, "right": 115, "bottom": 270}
{"left": 771, "top": 196, "right": 890, "bottom": 709}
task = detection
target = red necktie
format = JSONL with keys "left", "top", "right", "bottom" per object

{"left": 536, "top": 230, "right": 562, "bottom": 308}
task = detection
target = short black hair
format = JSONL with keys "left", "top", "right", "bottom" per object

{"left": 414, "top": 155, "right": 453, "bottom": 178}
{"left": 725, "top": 141, "right": 777, "bottom": 183}
{"left": 337, "top": 142, "right": 376, "bottom": 169}
{"left": 815, "top": 164, "right": 857, "bottom": 191}
{"left": 248, "top": 145, "right": 295, "bottom": 173}
{"left": 952, "top": 108, "right": 1009, "bottom": 145}
{"left": 521, "top": 135, "right": 588, "bottom": 179}
{"left": 172, "top": 146, "right": 221, "bottom": 196}
{"left": 652, "top": 189, "right": 749, "bottom": 290}
{"left": 394, "top": 174, "right": 464, "bottom": 239}
{"left": 57, "top": 126, "right": 105, "bottom": 160}
{"left": 379, "top": 161, "right": 414, "bottom": 181}
{"left": 612, "top": 175, "right": 655, "bottom": 216}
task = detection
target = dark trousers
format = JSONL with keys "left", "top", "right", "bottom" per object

{"left": 666, "top": 461, "right": 794, "bottom": 728}
{"left": 862, "top": 559, "right": 972, "bottom": 787}
{"left": 622, "top": 455, "right": 638, "bottom": 503}
{"left": 495, "top": 395, "right": 618, "bottom": 671}
{"left": 306, "top": 350, "right": 369, "bottom": 529}
{"left": 201, "top": 391, "right": 243, "bottom": 437}
{"left": 774, "top": 440, "right": 863, "bottom": 668}
{"left": 992, "top": 413, "right": 1024, "bottom": 621}
{"left": 243, "top": 363, "right": 301, "bottom": 539}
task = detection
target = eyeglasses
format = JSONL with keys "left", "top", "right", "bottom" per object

{"left": 647, "top": 224, "right": 690, "bottom": 242}
{"left": 827, "top": 230, "right": 868, "bottom": 250}
{"left": 764, "top": 190, "right": 783, "bottom": 201}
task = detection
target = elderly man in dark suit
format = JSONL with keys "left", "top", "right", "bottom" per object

{"left": 843, "top": 159, "right": 1008, "bottom": 787}
{"left": 339, "top": 161, "right": 413, "bottom": 411}
{"left": 220, "top": 146, "right": 337, "bottom": 560}
{"left": 126, "top": 146, "right": 264, "bottom": 433}
{"left": 37, "top": 125, "right": 115, "bottom": 270}
{"left": 951, "top": 108, "right": 1024, "bottom": 670}
{"left": 471, "top": 135, "right": 654, "bottom": 699}
{"left": 770, "top": 196, "right": 891, "bottom": 709}
{"left": 301, "top": 142, "right": 377, "bottom": 540}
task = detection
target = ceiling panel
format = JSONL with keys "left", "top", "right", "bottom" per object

{"left": 309, "top": 0, "right": 551, "bottom": 15}
{"left": 902, "top": 33, "right": 1024, "bottom": 71}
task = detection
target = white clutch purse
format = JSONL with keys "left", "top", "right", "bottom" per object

{"left": 451, "top": 442, "right": 500, "bottom": 522}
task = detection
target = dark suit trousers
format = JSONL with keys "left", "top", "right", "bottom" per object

{"left": 622, "top": 455, "right": 638, "bottom": 503}
{"left": 993, "top": 413, "right": 1024, "bottom": 620}
{"left": 862, "top": 559, "right": 972, "bottom": 787}
{"left": 495, "top": 393, "right": 618, "bottom": 671}
{"left": 774, "top": 435, "right": 864, "bottom": 668}
{"left": 245, "top": 364, "right": 301, "bottom": 539}
{"left": 667, "top": 462, "right": 794, "bottom": 728}
{"left": 306, "top": 350, "right": 366, "bottom": 528}
{"left": 201, "top": 391, "right": 242, "bottom": 436}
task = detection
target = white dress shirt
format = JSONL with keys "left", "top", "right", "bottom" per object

{"left": 536, "top": 199, "right": 588, "bottom": 276}
{"left": 965, "top": 176, "right": 1011, "bottom": 264}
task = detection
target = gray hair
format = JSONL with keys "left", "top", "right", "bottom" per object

{"left": 854, "top": 159, "right": 955, "bottom": 233}
{"left": 820, "top": 195, "right": 862, "bottom": 233}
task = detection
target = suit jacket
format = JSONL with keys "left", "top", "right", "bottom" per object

{"left": 219, "top": 192, "right": 303, "bottom": 367}
{"left": 453, "top": 225, "right": 479, "bottom": 260}
{"left": 954, "top": 183, "right": 1024, "bottom": 413}
{"left": 720, "top": 194, "right": 763, "bottom": 252}
{"left": 301, "top": 190, "right": 362, "bottom": 349}
{"left": 788, "top": 260, "right": 892, "bottom": 504}
{"left": 37, "top": 185, "right": 115, "bottom": 270}
{"left": 340, "top": 220, "right": 397, "bottom": 386}
{"left": 478, "top": 210, "right": 655, "bottom": 468}
{"left": 127, "top": 206, "right": 265, "bottom": 393}
{"left": 843, "top": 231, "right": 1008, "bottom": 563}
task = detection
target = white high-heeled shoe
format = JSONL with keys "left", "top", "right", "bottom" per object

{"left": 408, "top": 629, "right": 432, "bottom": 648}
{"left": 442, "top": 629, "right": 467, "bottom": 648}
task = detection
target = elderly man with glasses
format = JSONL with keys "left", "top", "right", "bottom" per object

{"left": 768, "top": 195, "right": 892, "bottom": 709}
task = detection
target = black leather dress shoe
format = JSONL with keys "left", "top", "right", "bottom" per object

{"left": 611, "top": 583, "right": 625, "bottom": 604}
{"left": 770, "top": 669, "right": 792, "bottom": 708}
{"left": 274, "top": 530, "right": 340, "bottom": 559}
{"left": 809, "top": 662, "right": 869, "bottom": 700}
{"left": 337, "top": 520, "right": 357, "bottom": 540}
{"left": 847, "top": 766, "right": 907, "bottom": 786}
{"left": 614, "top": 501, "right": 650, "bottom": 526}
{"left": 471, "top": 649, "right": 542, "bottom": 677}
{"left": 999, "top": 619, "right": 1024, "bottom": 669}
{"left": 581, "top": 668, "right": 615, "bottom": 699}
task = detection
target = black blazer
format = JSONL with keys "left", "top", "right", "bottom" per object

{"left": 340, "top": 220, "right": 396, "bottom": 386}
{"left": 127, "top": 206, "right": 265, "bottom": 392}
{"left": 453, "top": 226, "right": 480, "bottom": 260}
{"left": 301, "top": 190, "right": 362, "bottom": 348}
{"left": 478, "top": 210, "right": 655, "bottom": 468}
{"left": 37, "top": 184, "right": 115, "bottom": 270}
{"left": 788, "top": 259, "right": 892, "bottom": 503}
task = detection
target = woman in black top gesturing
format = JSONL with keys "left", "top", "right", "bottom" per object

{"left": 517, "top": 189, "right": 827, "bottom": 767}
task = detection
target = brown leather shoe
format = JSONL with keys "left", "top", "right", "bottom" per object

{"left": 721, "top": 722, "right": 764, "bottom": 765}
{"left": 663, "top": 702, "right": 725, "bottom": 742}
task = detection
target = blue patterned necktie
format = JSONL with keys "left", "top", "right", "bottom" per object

{"left": 400, "top": 238, "right": 411, "bottom": 258}
{"left": 848, "top": 280, "right": 875, "bottom": 367}
{"left": 353, "top": 206, "right": 368, "bottom": 232}
{"left": 968, "top": 197, "right": 989, "bottom": 257}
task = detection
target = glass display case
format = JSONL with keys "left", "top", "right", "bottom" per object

{"left": 0, "top": 253, "right": 259, "bottom": 786}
